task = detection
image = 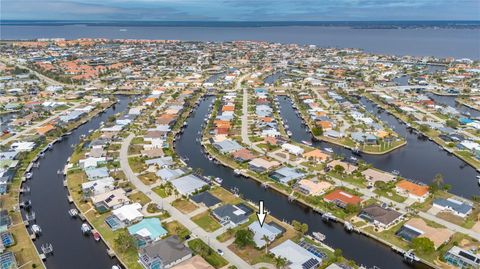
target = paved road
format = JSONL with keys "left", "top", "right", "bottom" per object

{"left": 0, "top": 102, "right": 83, "bottom": 146}
{"left": 119, "top": 91, "right": 254, "bottom": 268}
{"left": 239, "top": 81, "right": 480, "bottom": 242}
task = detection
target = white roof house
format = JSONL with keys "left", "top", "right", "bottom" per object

{"left": 112, "top": 203, "right": 144, "bottom": 224}
{"left": 270, "top": 240, "right": 321, "bottom": 269}
{"left": 281, "top": 143, "right": 304, "bottom": 155}
{"left": 248, "top": 222, "right": 282, "bottom": 248}
{"left": 81, "top": 177, "right": 115, "bottom": 196}
{"left": 170, "top": 175, "right": 208, "bottom": 196}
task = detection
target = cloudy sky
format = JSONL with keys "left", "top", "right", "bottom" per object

{"left": 2, "top": 0, "right": 479, "bottom": 21}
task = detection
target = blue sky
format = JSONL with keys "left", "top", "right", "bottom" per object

{"left": 2, "top": 0, "right": 479, "bottom": 21}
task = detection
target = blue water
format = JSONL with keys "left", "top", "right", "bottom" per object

{"left": 1, "top": 23, "right": 479, "bottom": 59}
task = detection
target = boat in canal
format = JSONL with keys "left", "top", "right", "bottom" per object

{"left": 313, "top": 232, "right": 326, "bottom": 241}
{"left": 68, "top": 208, "right": 79, "bottom": 217}
{"left": 31, "top": 224, "right": 42, "bottom": 235}
{"left": 93, "top": 231, "right": 101, "bottom": 242}
{"left": 81, "top": 223, "right": 91, "bottom": 235}
{"left": 324, "top": 147, "right": 334, "bottom": 153}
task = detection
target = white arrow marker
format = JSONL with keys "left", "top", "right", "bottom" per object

{"left": 256, "top": 200, "right": 267, "bottom": 227}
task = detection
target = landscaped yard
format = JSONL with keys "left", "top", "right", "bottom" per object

{"left": 138, "top": 172, "right": 158, "bottom": 185}
{"left": 187, "top": 239, "right": 228, "bottom": 268}
{"left": 209, "top": 187, "right": 242, "bottom": 204}
{"left": 128, "top": 156, "right": 146, "bottom": 173}
{"left": 152, "top": 185, "right": 172, "bottom": 198}
{"left": 163, "top": 220, "right": 191, "bottom": 240}
{"left": 128, "top": 191, "right": 151, "bottom": 206}
{"left": 191, "top": 211, "right": 222, "bottom": 232}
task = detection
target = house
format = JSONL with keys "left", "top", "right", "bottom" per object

{"left": 156, "top": 168, "right": 185, "bottom": 181}
{"left": 281, "top": 143, "right": 304, "bottom": 155}
{"left": 269, "top": 167, "right": 305, "bottom": 184}
{"left": 171, "top": 255, "right": 214, "bottom": 269}
{"left": 295, "top": 179, "right": 332, "bottom": 196}
{"left": 323, "top": 189, "right": 363, "bottom": 208}
{"left": 138, "top": 235, "right": 193, "bottom": 269}
{"left": 0, "top": 252, "right": 17, "bottom": 269}
{"left": 212, "top": 204, "right": 251, "bottom": 227}
{"left": 361, "top": 169, "right": 396, "bottom": 184}
{"left": 213, "top": 139, "right": 243, "bottom": 154}
{"left": 303, "top": 149, "right": 329, "bottom": 162}
{"left": 128, "top": 218, "right": 167, "bottom": 246}
{"left": 432, "top": 198, "right": 473, "bottom": 218}
{"left": 190, "top": 192, "right": 221, "bottom": 208}
{"left": 79, "top": 157, "right": 107, "bottom": 169}
{"left": 112, "top": 203, "right": 143, "bottom": 224}
{"left": 270, "top": 240, "right": 322, "bottom": 269}
{"left": 395, "top": 180, "right": 429, "bottom": 202}
{"left": 170, "top": 175, "right": 208, "bottom": 196}
{"left": 81, "top": 177, "right": 115, "bottom": 197}
{"left": 444, "top": 246, "right": 480, "bottom": 268}
{"left": 396, "top": 218, "right": 454, "bottom": 249}
{"left": 327, "top": 160, "right": 357, "bottom": 174}
{"left": 91, "top": 189, "right": 129, "bottom": 212}
{"left": 248, "top": 221, "right": 283, "bottom": 248}
{"left": 231, "top": 148, "right": 256, "bottom": 162}
{"left": 248, "top": 158, "right": 280, "bottom": 173}
{"left": 85, "top": 167, "right": 109, "bottom": 181}
{"left": 358, "top": 204, "right": 403, "bottom": 229}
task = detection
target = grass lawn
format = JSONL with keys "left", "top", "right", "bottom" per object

{"left": 374, "top": 188, "right": 407, "bottom": 203}
{"left": 172, "top": 198, "right": 198, "bottom": 214}
{"left": 228, "top": 244, "right": 275, "bottom": 265}
{"left": 152, "top": 185, "right": 171, "bottom": 198}
{"left": 163, "top": 220, "right": 191, "bottom": 240}
{"left": 138, "top": 172, "right": 158, "bottom": 185}
{"left": 191, "top": 211, "right": 222, "bottom": 232}
{"left": 128, "top": 156, "right": 146, "bottom": 173}
{"left": 128, "top": 191, "right": 151, "bottom": 206}
{"left": 128, "top": 144, "right": 144, "bottom": 155}
{"left": 209, "top": 187, "right": 242, "bottom": 204}
{"left": 187, "top": 239, "right": 228, "bottom": 268}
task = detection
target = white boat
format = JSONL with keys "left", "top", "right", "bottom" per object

{"left": 302, "top": 140, "right": 313, "bottom": 146}
{"left": 81, "top": 223, "right": 91, "bottom": 234}
{"left": 344, "top": 222, "right": 353, "bottom": 231}
{"left": 234, "top": 169, "right": 241, "bottom": 175}
{"left": 68, "top": 208, "right": 79, "bottom": 217}
{"left": 214, "top": 177, "right": 223, "bottom": 183}
{"left": 112, "top": 265, "right": 121, "bottom": 269}
{"left": 312, "top": 232, "right": 326, "bottom": 241}
{"left": 287, "top": 131, "right": 292, "bottom": 136}
{"left": 324, "top": 148, "right": 334, "bottom": 153}
{"left": 349, "top": 156, "right": 358, "bottom": 162}
{"left": 25, "top": 172, "right": 33, "bottom": 179}
{"left": 31, "top": 224, "right": 42, "bottom": 235}
{"left": 391, "top": 170, "right": 400, "bottom": 176}
{"left": 39, "top": 152, "right": 45, "bottom": 158}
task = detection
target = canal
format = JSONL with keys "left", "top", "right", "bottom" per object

{"left": 276, "top": 95, "right": 480, "bottom": 199}
{"left": 175, "top": 95, "right": 427, "bottom": 269}
{"left": 19, "top": 95, "right": 133, "bottom": 269}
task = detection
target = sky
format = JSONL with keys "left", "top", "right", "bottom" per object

{"left": 2, "top": 0, "right": 480, "bottom": 21}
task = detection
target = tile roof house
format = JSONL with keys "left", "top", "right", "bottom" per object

{"left": 323, "top": 189, "right": 363, "bottom": 208}
{"left": 295, "top": 179, "right": 332, "bottom": 196}
{"left": 358, "top": 204, "right": 403, "bottom": 229}
{"left": 139, "top": 235, "right": 192, "bottom": 269}
{"left": 397, "top": 218, "right": 454, "bottom": 250}
{"left": 395, "top": 180, "right": 430, "bottom": 202}
{"left": 231, "top": 148, "right": 256, "bottom": 162}
{"left": 248, "top": 158, "right": 280, "bottom": 173}
{"left": 303, "top": 149, "right": 329, "bottom": 162}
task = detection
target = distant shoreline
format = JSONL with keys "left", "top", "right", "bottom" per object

{"left": 2, "top": 20, "right": 480, "bottom": 29}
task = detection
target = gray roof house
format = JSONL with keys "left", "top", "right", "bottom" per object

{"left": 170, "top": 174, "right": 208, "bottom": 196}
{"left": 269, "top": 167, "right": 305, "bottom": 184}
{"left": 433, "top": 198, "right": 473, "bottom": 218}
{"left": 213, "top": 139, "right": 243, "bottom": 154}
{"left": 139, "top": 235, "right": 192, "bottom": 269}
{"left": 248, "top": 221, "right": 283, "bottom": 248}
{"left": 212, "top": 204, "right": 250, "bottom": 227}
{"left": 358, "top": 204, "right": 403, "bottom": 229}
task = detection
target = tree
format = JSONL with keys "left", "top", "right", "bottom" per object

{"left": 300, "top": 223, "right": 309, "bottom": 235}
{"left": 274, "top": 256, "right": 288, "bottom": 269}
{"left": 430, "top": 173, "right": 444, "bottom": 193}
{"left": 262, "top": 235, "right": 270, "bottom": 254}
{"left": 234, "top": 229, "right": 254, "bottom": 248}
{"left": 410, "top": 237, "right": 435, "bottom": 254}
{"left": 333, "top": 164, "right": 345, "bottom": 174}
{"left": 446, "top": 119, "right": 459, "bottom": 129}
{"left": 312, "top": 126, "right": 323, "bottom": 136}
{"left": 114, "top": 231, "right": 136, "bottom": 253}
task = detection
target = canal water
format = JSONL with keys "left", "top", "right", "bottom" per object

{"left": 276, "top": 96, "right": 480, "bottom": 199}
{"left": 19, "top": 95, "right": 133, "bottom": 269}
{"left": 426, "top": 93, "right": 480, "bottom": 118}
{"left": 175, "top": 95, "right": 428, "bottom": 269}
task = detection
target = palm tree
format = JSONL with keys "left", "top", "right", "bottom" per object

{"left": 274, "top": 256, "right": 288, "bottom": 269}
{"left": 262, "top": 235, "right": 270, "bottom": 254}
{"left": 433, "top": 173, "right": 444, "bottom": 188}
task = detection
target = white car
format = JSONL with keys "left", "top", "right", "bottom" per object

{"left": 217, "top": 249, "right": 224, "bottom": 256}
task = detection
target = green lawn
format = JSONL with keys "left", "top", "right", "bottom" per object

{"left": 187, "top": 239, "right": 228, "bottom": 268}
{"left": 164, "top": 220, "right": 191, "bottom": 240}
{"left": 191, "top": 211, "right": 222, "bottom": 232}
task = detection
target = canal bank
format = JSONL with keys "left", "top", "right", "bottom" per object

{"left": 175, "top": 95, "right": 429, "bottom": 269}
{"left": 277, "top": 95, "right": 480, "bottom": 200}
{"left": 18, "top": 95, "right": 133, "bottom": 269}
